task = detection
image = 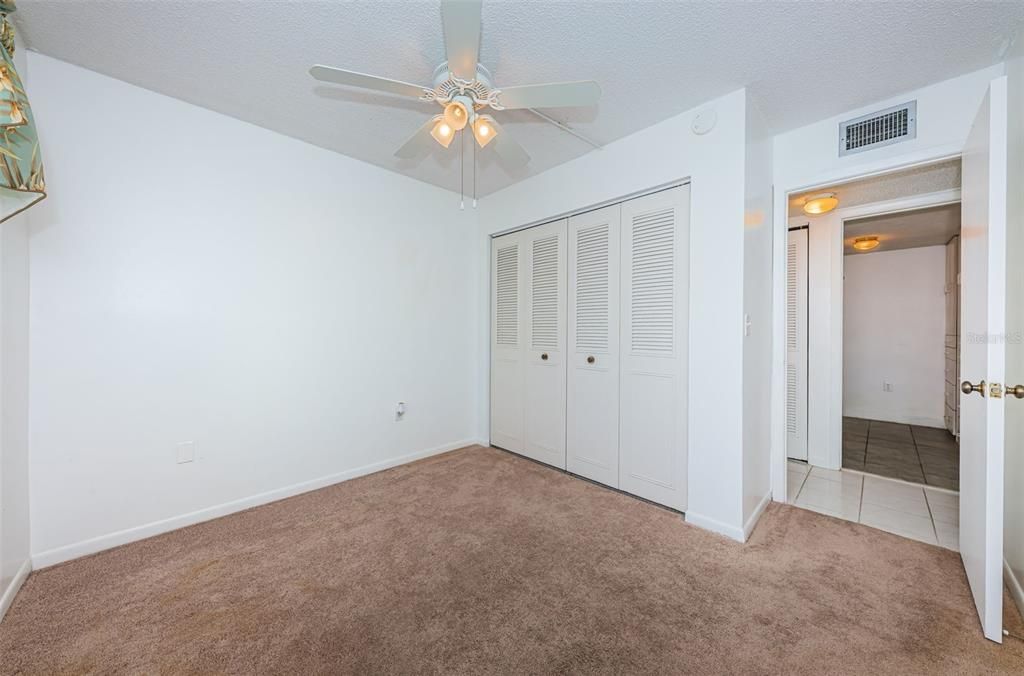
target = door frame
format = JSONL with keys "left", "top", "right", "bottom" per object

{"left": 770, "top": 149, "right": 964, "bottom": 504}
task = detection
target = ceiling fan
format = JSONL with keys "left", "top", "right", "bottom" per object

{"left": 309, "top": 0, "right": 601, "bottom": 168}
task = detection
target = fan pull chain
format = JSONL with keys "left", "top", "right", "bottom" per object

{"left": 473, "top": 136, "right": 477, "bottom": 209}
{"left": 459, "top": 131, "right": 465, "bottom": 210}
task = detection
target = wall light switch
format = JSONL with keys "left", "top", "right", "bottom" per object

{"left": 395, "top": 402, "right": 406, "bottom": 421}
{"left": 744, "top": 313, "right": 752, "bottom": 337}
{"left": 883, "top": 382, "right": 894, "bottom": 393}
{"left": 176, "top": 441, "right": 195, "bottom": 464}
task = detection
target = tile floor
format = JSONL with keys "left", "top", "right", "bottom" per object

{"left": 842, "top": 417, "right": 959, "bottom": 490}
{"left": 787, "top": 460, "right": 959, "bottom": 549}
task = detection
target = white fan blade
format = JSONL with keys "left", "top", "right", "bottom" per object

{"left": 488, "top": 119, "right": 530, "bottom": 167}
{"left": 310, "top": 65, "right": 431, "bottom": 99}
{"left": 442, "top": 0, "right": 482, "bottom": 81}
{"left": 495, "top": 81, "right": 601, "bottom": 110}
{"left": 394, "top": 118, "right": 440, "bottom": 159}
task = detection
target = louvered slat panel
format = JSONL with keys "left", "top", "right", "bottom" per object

{"left": 495, "top": 244, "right": 518, "bottom": 346}
{"left": 787, "top": 363, "right": 798, "bottom": 433}
{"left": 532, "top": 234, "right": 559, "bottom": 350}
{"left": 787, "top": 240, "right": 798, "bottom": 349}
{"left": 631, "top": 208, "right": 674, "bottom": 354}
{"left": 575, "top": 224, "right": 609, "bottom": 351}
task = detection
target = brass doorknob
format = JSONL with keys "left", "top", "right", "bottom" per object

{"left": 587, "top": 356, "right": 595, "bottom": 364}
{"left": 961, "top": 380, "right": 986, "bottom": 397}
{"left": 1008, "top": 384, "right": 1024, "bottom": 399}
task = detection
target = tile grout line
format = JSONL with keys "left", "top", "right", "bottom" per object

{"left": 857, "top": 469, "right": 865, "bottom": 522}
{"left": 923, "top": 487, "right": 940, "bottom": 544}
{"left": 907, "top": 424, "right": 928, "bottom": 487}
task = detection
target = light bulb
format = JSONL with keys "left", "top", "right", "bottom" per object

{"left": 472, "top": 115, "right": 498, "bottom": 148}
{"left": 444, "top": 101, "right": 469, "bottom": 131}
{"left": 430, "top": 118, "right": 455, "bottom": 148}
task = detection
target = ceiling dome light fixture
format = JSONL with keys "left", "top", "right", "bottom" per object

{"left": 852, "top": 236, "right": 880, "bottom": 251}
{"left": 802, "top": 192, "right": 839, "bottom": 215}
{"left": 472, "top": 114, "right": 498, "bottom": 147}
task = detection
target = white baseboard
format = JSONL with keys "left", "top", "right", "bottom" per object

{"left": 32, "top": 438, "right": 478, "bottom": 569}
{"left": 1006, "top": 558, "right": 1024, "bottom": 622}
{"left": 0, "top": 558, "right": 31, "bottom": 622}
{"left": 742, "top": 492, "right": 772, "bottom": 541}
{"left": 685, "top": 511, "right": 745, "bottom": 543}
{"left": 841, "top": 411, "right": 946, "bottom": 429}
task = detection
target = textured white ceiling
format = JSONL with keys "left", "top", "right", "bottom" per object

{"left": 14, "top": 1, "right": 1024, "bottom": 196}
{"left": 789, "top": 159, "right": 962, "bottom": 217}
{"left": 844, "top": 203, "right": 960, "bottom": 255}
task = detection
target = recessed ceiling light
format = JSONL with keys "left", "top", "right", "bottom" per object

{"left": 802, "top": 192, "right": 839, "bottom": 215}
{"left": 852, "top": 236, "right": 880, "bottom": 251}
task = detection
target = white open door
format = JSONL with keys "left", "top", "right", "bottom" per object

{"left": 786, "top": 228, "right": 809, "bottom": 461}
{"left": 959, "top": 76, "right": 1008, "bottom": 643}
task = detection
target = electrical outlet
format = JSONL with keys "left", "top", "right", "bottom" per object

{"left": 883, "top": 382, "right": 894, "bottom": 393}
{"left": 395, "top": 401, "right": 406, "bottom": 421}
{"left": 176, "top": 441, "right": 195, "bottom": 464}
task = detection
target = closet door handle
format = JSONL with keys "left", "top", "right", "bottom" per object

{"left": 586, "top": 356, "right": 596, "bottom": 364}
{"left": 1007, "top": 384, "right": 1024, "bottom": 399}
{"left": 541, "top": 353, "right": 549, "bottom": 361}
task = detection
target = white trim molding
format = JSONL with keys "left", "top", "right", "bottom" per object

{"left": 32, "top": 439, "right": 480, "bottom": 569}
{"left": 1006, "top": 558, "right": 1024, "bottom": 624}
{"left": 743, "top": 493, "right": 773, "bottom": 540}
{"left": 0, "top": 558, "right": 32, "bottom": 622}
{"left": 685, "top": 511, "right": 745, "bottom": 543}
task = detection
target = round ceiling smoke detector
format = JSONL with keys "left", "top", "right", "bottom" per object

{"left": 691, "top": 109, "right": 717, "bottom": 135}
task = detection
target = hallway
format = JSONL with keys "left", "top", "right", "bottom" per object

{"left": 842, "top": 417, "right": 959, "bottom": 490}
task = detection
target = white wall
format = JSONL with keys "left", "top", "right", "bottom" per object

{"left": 26, "top": 53, "right": 481, "bottom": 566}
{"left": 0, "top": 212, "right": 31, "bottom": 616}
{"left": 477, "top": 89, "right": 753, "bottom": 540}
{"left": 772, "top": 66, "right": 1000, "bottom": 492}
{"left": 842, "top": 246, "right": 947, "bottom": 427}
{"left": 0, "top": 35, "right": 33, "bottom": 620}
{"left": 742, "top": 99, "right": 773, "bottom": 531}
{"left": 1003, "top": 27, "right": 1024, "bottom": 620}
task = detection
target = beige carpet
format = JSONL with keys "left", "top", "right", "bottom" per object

{"left": 1, "top": 445, "right": 1021, "bottom": 674}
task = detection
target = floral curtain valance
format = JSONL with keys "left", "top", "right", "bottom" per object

{"left": 0, "top": 1, "right": 44, "bottom": 223}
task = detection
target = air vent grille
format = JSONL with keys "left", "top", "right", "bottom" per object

{"left": 839, "top": 101, "right": 916, "bottom": 156}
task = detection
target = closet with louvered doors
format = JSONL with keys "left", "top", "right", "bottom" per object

{"left": 489, "top": 219, "right": 568, "bottom": 469}
{"left": 491, "top": 185, "right": 689, "bottom": 511}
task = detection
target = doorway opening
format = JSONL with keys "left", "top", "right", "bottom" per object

{"left": 784, "top": 159, "right": 962, "bottom": 548}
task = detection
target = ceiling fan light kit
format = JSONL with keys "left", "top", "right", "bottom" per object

{"left": 430, "top": 117, "right": 455, "bottom": 148}
{"left": 309, "top": 0, "right": 602, "bottom": 206}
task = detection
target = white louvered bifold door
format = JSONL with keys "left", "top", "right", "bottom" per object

{"left": 786, "top": 228, "right": 809, "bottom": 461}
{"left": 490, "top": 231, "right": 525, "bottom": 453}
{"left": 567, "top": 205, "right": 621, "bottom": 486}
{"left": 521, "top": 219, "right": 568, "bottom": 469}
{"left": 618, "top": 186, "right": 689, "bottom": 510}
